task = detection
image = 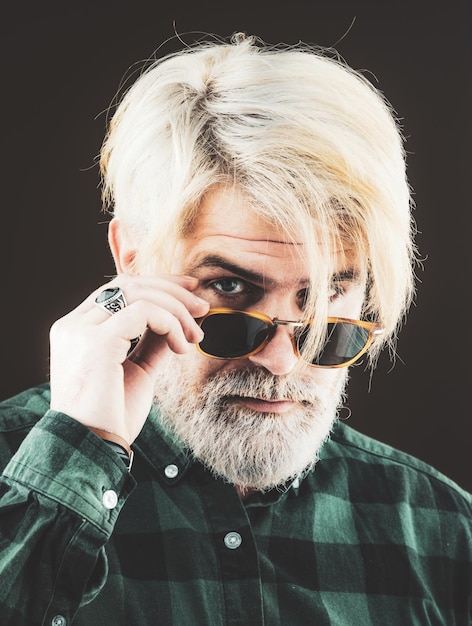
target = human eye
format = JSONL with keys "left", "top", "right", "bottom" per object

{"left": 297, "top": 284, "right": 345, "bottom": 310}
{"left": 329, "top": 281, "right": 346, "bottom": 302}
{"left": 202, "top": 276, "right": 261, "bottom": 307}
{"left": 296, "top": 288, "right": 309, "bottom": 311}
{"left": 210, "top": 277, "right": 247, "bottom": 295}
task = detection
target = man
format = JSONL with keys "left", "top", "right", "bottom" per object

{"left": 0, "top": 33, "right": 470, "bottom": 625}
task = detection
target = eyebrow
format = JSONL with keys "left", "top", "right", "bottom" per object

{"left": 187, "top": 255, "right": 277, "bottom": 286}
{"left": 186, "top": 254, "right": 361, "bottom": 286}
{"left": 332, "top": 269, "right": 361, "bottom": 282}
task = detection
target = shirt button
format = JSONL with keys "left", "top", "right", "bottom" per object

{"left": 102, "top": 489, "right": 118, "bottom": 509}
{"left": 164, "top": 464, "right": 179, "bottom": 479}
{"left": 51, "top": 616, "right": 67, "bottom": 626}
{"left": 224, "top": 531, "right": 242, "bottom": 550}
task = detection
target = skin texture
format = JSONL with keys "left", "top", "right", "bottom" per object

{"left": 49, "top": 185, "right": 367, "bottom": 495}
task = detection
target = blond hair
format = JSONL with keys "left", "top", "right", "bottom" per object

{"left": 100, "top": 33, "right": 417, "bottom": 362}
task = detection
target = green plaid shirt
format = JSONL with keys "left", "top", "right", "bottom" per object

{"left": 0, "top": 383, "right": 470, "bottom": 625}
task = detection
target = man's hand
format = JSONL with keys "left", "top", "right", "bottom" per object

{"left": 49, "top": 274, "right": 209, "bottom": 445}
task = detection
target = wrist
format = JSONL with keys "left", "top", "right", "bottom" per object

{"left": 88, "top": 427, "right": 134, "bottom": 470}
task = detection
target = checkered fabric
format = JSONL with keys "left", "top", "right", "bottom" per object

{"left": 0, "top": 383, "right": 470, "bottom": 625}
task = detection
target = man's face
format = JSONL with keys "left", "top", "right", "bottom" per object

{"left": 154, "top": 186, "right": 367, "bottom": 492}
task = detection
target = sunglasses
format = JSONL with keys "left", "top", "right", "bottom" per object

{"left": 196, "top": 308, "right": 384, "bottom": 368}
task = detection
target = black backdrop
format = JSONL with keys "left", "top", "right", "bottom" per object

{"left": 1, "top": 0, "right": 471, "bottom": 491}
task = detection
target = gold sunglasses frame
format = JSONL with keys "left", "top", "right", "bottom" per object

{"left": 196, "top": 307, "right": 384, "bottom": 368}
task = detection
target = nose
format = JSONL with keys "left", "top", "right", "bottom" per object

{"left": 248, "top": 325, "right": 300, "bottom": 376}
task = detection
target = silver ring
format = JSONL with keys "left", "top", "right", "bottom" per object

{"left": 95, "top": 286, "right": 141, "bottom": 355}
{"left": 95, "top": 287, "right": 127, "bottom": 315}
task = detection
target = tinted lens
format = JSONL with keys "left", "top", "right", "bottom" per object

{"left": 298, "top": 321, "right": 370, "bottom": 366}
{"left": 199, "top": 312, "right": 271, "bottom": 358}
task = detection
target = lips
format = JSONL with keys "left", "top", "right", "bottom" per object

{"left": 227, "top": 395, "right": 298, "bottom": 414}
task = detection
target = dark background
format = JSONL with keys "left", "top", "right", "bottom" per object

{"left": 1, "top": 0, "right": 471, "bottom": 491}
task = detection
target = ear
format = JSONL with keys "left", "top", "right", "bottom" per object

{"left": 108, "top": 217, "right": 137, "bottom": 274}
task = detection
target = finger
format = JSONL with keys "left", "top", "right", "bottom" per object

{"left": 102, "top": 300, "right": 204, "bottom": 357}
{"left": 87, "top": 275, "right": 209, "bottom": 323}
{"left": 93, "top": 286, "right": 206, "bottom": 343}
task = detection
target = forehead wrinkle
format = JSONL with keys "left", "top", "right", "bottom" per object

{"left": 184, "top": 233, "right": 305, "bottom": 258}
{"left": 189, "top": 233, "right": 306, "bottom": 246}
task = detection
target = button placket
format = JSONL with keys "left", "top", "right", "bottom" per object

{"left": 196, "top": 464, "right": 263, "bottom": 624}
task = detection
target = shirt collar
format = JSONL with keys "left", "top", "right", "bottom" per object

{"left": 132, "top": 404, "right": 192, "bottom": 486}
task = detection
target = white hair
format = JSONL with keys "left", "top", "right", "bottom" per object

{"left": 100, "top": 33, "right": 417, "bottom": 362}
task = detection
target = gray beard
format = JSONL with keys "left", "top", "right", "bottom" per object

{"left": 154, "top": 365, "right": 348, "bottom": 491}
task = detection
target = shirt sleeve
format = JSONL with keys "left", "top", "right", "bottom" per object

{"left": 0, "top": 410, "right": 136, "bottom": 626}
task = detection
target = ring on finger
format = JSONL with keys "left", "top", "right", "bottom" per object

{"left": 95, "top": 287, "right": 141, "bottom": 354}
{"left": 95, "top": 287, "right": 127, "bottom": 315}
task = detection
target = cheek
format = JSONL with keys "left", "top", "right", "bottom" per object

{"left": 305, "top": 366, "right": 348, "bottom": 395}
{"left": 174, "top": 348, "right": 229, "bottom": 385}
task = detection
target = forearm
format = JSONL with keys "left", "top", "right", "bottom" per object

{"left": 0, "top": 411, "right": 135, "bottom": 625}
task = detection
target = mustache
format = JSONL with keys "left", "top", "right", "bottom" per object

{"left": 199, "top": 367, "right": 322, "bottom": 406}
